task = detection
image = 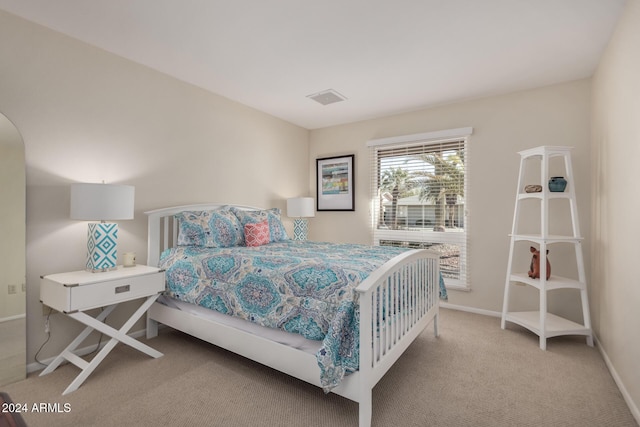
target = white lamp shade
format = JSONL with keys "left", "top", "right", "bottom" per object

{"left": 287, "top": 197, "right": 315, "bottom": 218}
{"left": 70, "top": 183, "right": 135, "bottom": 221}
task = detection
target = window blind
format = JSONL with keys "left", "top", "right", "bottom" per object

{"left": 368, "top": 130, "right": 471, "bottom": 289}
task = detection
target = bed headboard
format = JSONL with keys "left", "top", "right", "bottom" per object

{"left": 145, "top": 203, "right": 261, "bottom": 267}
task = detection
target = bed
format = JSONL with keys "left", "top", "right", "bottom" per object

{"left": 145, "top": 203, "right": 442, "bottom": 427}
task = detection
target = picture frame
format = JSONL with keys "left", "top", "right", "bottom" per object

{"left": 316, "top": 155, "right": 355, "bottom": 211}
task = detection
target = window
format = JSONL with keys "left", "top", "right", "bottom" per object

{"left": 368, "top": 128, "right": 472, "bottom": 290}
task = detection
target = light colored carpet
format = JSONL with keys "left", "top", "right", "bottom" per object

{"left": 3, "top": 309, "right": 637, "bottom": 426}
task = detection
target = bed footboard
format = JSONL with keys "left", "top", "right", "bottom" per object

{"left": 356, "top": 248, "right": 440, "bottom": 427}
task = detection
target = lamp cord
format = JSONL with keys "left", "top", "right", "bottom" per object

{"left": 34, "top": 307, "right": 106, "bottom": 367}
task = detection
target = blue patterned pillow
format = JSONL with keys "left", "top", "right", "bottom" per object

{"left": 207, "top": 209, "right": 244, "bottom": 247}
{"left": 230, "top": 207, "right": 289, "bottom": 243}
{"left": 176, "top": 211, "right": 208, "bottom": 246}
{"left": 176, "top": 209, "right": 243, "bottom": 247}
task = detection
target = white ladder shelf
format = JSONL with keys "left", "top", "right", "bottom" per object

{"left": 501, "top": 146, "right": 593, "bottom": 350}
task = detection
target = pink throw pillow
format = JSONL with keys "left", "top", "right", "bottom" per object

{"left": 245, "top": 220, "right": 270, "bottom": 247}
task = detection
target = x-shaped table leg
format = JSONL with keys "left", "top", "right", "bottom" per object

{"left": 40, "top": 294, "right": 163, "bottom": 395}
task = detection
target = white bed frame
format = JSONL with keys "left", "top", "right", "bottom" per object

{"left": 145, "top": 203, "right": 440, "bottom": 427}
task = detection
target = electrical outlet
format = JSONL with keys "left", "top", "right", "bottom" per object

{"left": 8, "top": 284, "right": 17, "bottom": 294}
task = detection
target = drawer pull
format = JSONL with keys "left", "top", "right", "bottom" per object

{"left": 115, "top": 285, "right": 130, "bottom": 294}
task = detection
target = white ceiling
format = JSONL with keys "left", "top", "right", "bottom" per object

{"left": 0, "top": 0, "right": 627, "bottom": 129}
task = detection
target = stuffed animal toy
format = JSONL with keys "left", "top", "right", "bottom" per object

{"left": 528, "top": 246, "right": 551, "bottom": 280}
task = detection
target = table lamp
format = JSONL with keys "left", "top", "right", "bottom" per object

{"left": 287, "top": 197, "right": 315, "bottom": 241}
{"left": 70, "top": 183, "right": 135, "bottom": 272}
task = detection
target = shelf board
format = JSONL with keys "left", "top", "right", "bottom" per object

{"left": 517, "top": 192, "right": 570, "bottom": 201}
{"left": 517, "top": 146, "right": 573, "bottom": 158}
{"left": 510, "top": 234, "right": 583, "bottom": 244}
{"left": 509, "top": 273, "right": 585, "bottom": 290}
{"left": 504, "top": 311, "right": 591, "bottom": 339}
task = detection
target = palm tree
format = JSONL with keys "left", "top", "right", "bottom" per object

{"left": 379, "top": 167, "right": 411, "bottom": 229}
{"left": 415, "top": 151, "right": 464, "bottom": 231}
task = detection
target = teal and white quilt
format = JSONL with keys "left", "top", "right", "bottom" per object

{"left": 159, "top": 240, "right": 444, "bottom": 391}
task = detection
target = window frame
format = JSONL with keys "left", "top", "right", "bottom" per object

{"left": 367, "top": 127, "right": 472, "bottom": 291}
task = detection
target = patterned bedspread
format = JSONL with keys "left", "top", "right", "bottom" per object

{"left": 159, "top": 240, "right": 444, "bottom": 391}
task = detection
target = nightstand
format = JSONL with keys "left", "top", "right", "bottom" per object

{"left": 40, "top": 265, "right": 165, "bottom": 395}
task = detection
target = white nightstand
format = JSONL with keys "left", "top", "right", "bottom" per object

{"left": 40, "top": 265, "right": 165, "bottom": 395}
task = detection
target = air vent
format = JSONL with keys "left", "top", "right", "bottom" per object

{"left": 306, "top": 89, "right": 347, "bottom": 105}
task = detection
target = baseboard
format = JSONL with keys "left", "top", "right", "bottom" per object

{"left": 594, "top": 335, "right": 640, "bottom": 425}
{"left": 440, "top": 302, "right": 501, "bottom": 318}
{"left": 26, "top": 328, "right": 147, "bottom": 374}
{"left": 0, "top": 313, "right": 26, "bottom": 323}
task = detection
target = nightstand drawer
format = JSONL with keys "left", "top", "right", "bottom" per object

{"left": 41, "top": 268, "right": 165, "bottom": 313}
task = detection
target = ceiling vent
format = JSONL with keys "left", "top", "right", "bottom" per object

{"left": 306, "top": 89, "right": 347, "bottom": 106}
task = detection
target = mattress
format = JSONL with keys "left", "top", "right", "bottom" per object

{"left": 157, "top": 294, "right": 322, "bottom": 354}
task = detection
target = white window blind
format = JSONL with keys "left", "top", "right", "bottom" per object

{"left": 368, "top": 128, "right": 471, "bottom": 290}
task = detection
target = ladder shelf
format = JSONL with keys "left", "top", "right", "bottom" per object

{"left": 501, "top": 146, "right": 593, "bottom": 350}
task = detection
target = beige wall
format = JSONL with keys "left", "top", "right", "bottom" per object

{"left": 309, "top": 79, "right": 592, "bottom": 321}
{"left": 0, "top": 11, "right": 309, "bottom": 363}
{"left": 591, "top": 0, "right": 640, "bottom": 420}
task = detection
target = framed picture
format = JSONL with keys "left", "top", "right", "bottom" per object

{"left": 316, "top": 155, "right": 355, "bottom": 211}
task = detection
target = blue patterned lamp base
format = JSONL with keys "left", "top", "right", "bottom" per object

{"left": 86, "top": 223, "right": 118, "bottom": 272}
{"left": 293, "top": 219, "right": 309, "bottom": 241}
